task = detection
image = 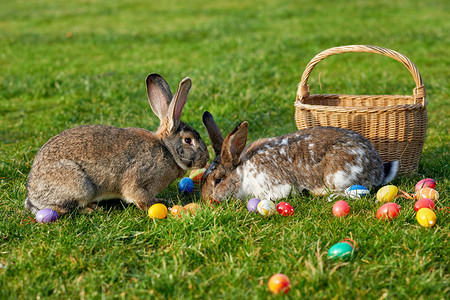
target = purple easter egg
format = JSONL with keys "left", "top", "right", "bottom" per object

{"left": 35, "top": 209, "right": 58, "bottom": 223}
{"left": 247, "top": 198, "right": 261, "bottom": 213}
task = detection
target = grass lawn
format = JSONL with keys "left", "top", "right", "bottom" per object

{"left": 1, "top": 0, "right": 449, "bottom": 298}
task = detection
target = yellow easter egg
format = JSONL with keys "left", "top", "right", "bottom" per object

{"left": 416, "top": 208, "right": 437, "bottom": 228}
{"left": 376, "top": 185, "right": 398, "bottom": 203}
{"left": 416, "top": 188, "right": 439, "bottom": 201}
{"left": 148, "top": 203, "right": 168, "bottom": 219}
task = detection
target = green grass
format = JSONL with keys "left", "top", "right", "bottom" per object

{"left": 1, "top": 0, "right": 449, "bottom": 298}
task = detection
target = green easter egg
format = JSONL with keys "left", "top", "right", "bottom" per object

{"left": 328, "top": 242, "right": 355, "bottom": 260}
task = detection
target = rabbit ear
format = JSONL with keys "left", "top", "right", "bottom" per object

{"left": 202, "top": 111, "right": 224, "bottom": 156}
{"left": 221, "top": 121, "right": 248, "bottom": 166}
{"left": 146, "top": 74, "right": 173, "bottom": 121}
{"left": 169, "top": 77, "right": 191, "bottom": 120}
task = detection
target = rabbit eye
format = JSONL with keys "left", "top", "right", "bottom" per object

{"left": 214, "top": 178, "right": 222, "bottom": 185}
{"left": 184, "top": 138, "right": 192, "bottom": 145}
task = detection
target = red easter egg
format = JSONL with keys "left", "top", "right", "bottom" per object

{"left": 332, "top": 200, "right": 350, "bottom": 217}
{"left": 376, "top": 202, "right": 401, "bottom": 220}
{"left": 415, "top": 178, "right": 436, "bottom": 192}
{"left": 268, "top": 273, "right": 291, "bottom": 294}
{"left": 276, "top": 202, "right": 294, "bottom": 216}
{"left": 414, "top": 198, "right": 435, "bottom": 212}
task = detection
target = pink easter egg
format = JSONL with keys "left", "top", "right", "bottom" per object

{"left": 415, "top": 178, "right": 436, "bottom": 192}
{"left": 332, "top": 200, "right": 350, "bottom": 217}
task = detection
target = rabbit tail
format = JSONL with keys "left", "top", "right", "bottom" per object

{"left": 382, "top": 161, "right": 399, "bottom": 184}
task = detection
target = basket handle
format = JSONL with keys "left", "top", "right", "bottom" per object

{"left": 297, "top": 45, "right": 427, "bottom": 106}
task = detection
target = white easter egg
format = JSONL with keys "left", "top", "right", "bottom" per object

{"left": 257, "top": 200, "right": 276, "bottom": 216}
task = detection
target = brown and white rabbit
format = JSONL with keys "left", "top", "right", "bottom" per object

{"left": 201, "top": 111, "right": 398, "bottom": 202}
{"left": 25, "top": 74, "right": 209, "bottom": 215}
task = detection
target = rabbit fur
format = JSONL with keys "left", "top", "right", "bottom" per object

{"left": 25, "top": 74, "right": 209, "bottom": 215}
{"left": 201, "top": 111, "right": 398, "bottom": 202}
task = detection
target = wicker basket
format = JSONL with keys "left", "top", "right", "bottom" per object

{"left": 295, "top": 45, "right": 427, "bottom": 174}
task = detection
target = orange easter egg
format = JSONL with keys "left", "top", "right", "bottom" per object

{"left": 416, "top": 188, "right": 439, "bottom": 201}
{"left": 170, "top": 205, "right": 186, "bottom": 217}
{"left": 184, "top": 203, "right": 200, "bottom": 214}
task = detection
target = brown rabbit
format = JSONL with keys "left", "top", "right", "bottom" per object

{"left": 201, "top": 111, "right": 398, "bottom": 202}
{"left": 25, "top": 74, "right": 209, "bottom": 215}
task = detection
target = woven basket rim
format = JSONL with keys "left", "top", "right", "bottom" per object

{"left": 294, "top": 101, "right": 425, "bottom": 113}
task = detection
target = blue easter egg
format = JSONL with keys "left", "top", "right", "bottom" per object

{"left": 345, "top": 185, "right": 370, "bottom": 199}
{"left": 328, "top": 242, "right": 355, "bottom": 260}
{"left": 179, "top": 177, "right": 194, "bottom": 194}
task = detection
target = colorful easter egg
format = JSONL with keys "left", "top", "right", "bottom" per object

{"left": 148, "top": 203, "right": 168, "bottom": 219}
{"left": 179, "top": 177, "right": 194, "bottom": 194}
{"left": 345, "top": 185, "right": 370, "bottom": 199}
{"left": 376, "top": 202, "right": 401, "bottom": 220}
{"left": 415, "top": 178, "right": 436, "bottom": 192}
{"left": 276, "top": 202, "right": 294, "bottom": 216}
{"left": 35, "top": 209, "right": 58, "bottom": 224}
{"left": 189, "top": 168, "right": 206, "bottom": 184}
{"left": 268, "top": 273, "right": 291, "bottom": 294}
{"left": 414, "top": 198, "right": 435, "bottom": 212}
{"left": 332, "top": 200, "right": 350, "bottom": 217}
{"left": 376, "top": 185, "right": 398, "bottom": 203}
{"left": 416, "top": 208, "right": 437, "bottom": 228}
{"left": 184, "top": 202, "right": 200, "bottom": 214}
{"left": 170, "top": 205, "right": 186, "bottom": 217}
{"left": 416, "top": 187, "right": 439, "bottom": 201}
{"left": 247, "top": 198, "right": 261, "bottom": 213}
{"left": 257, "top": 200, "right": 276, "bottom": 216}
{"left": 328, "top": 242, "right": 355, "bottom": 260}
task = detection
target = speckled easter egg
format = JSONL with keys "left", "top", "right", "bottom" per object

{"left": 276, "top": 202, "right": 294, "bottom": 216}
